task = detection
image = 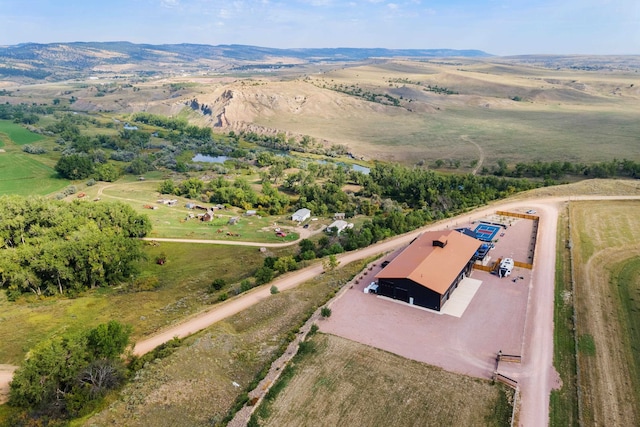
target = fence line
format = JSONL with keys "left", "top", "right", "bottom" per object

{"left": 494, "top": 372, "right": 519, "bottom": 389}
{"left": 496, "top": 210, "right": 539, "bottom": 221}
{"left": 567, "top": 205, "right": 584, "bottom": 426}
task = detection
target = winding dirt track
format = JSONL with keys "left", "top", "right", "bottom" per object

{"left": 461, "top": 135, "right": 485, "bottom": 175}
{"left": 3, "top": 194, "right": 640, "bottom": 424}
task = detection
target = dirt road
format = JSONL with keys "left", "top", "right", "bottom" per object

{"left": 133, "top": 195, "right": 570, "bottom": 427}
{"left": 4, "top": 194, "right": 640, "bottom": 423}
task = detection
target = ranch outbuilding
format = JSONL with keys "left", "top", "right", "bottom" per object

{"left": 374, "top": 230, "right": 481, "bottom": 311}
{"left": 292, "top": 208, "right": 311, "bottom": 222}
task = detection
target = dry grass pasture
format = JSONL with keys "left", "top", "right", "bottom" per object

{"left": 253, "top": 333, "right": 513, "bottom": 427}
{"left": 177, "top": 58, "right": 640, "bottom": 167}
{"left": 3, "top": 57, "right": 639, "bottom": 169}
{"left": 570, "top": 200, "right": 640, "bottom": 426}
{"left": 82, "top": 264, "right": 362, "bottom": 427}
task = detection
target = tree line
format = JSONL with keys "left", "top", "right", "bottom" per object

{"left": 0, "top": 196, "right": 151, "bottom": 298}
{"left": 485, "top": 158, "right": 640, "bottom": 180}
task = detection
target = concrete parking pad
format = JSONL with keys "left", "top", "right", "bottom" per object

{"left": 440, "top": 277, "right": 482, "bottom": 318}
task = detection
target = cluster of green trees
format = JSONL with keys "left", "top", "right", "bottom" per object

{"left": 327, "top": 83, "right": 401, "bottom": 106}
{"left": 9, "top": 321, "right": 131, "bottom": 418}
{"left": 424, "top": 84, "right": 458, "bottom": 95}
{"left": 486, "top": 158, "right": 640, "bottom": 180}
{"left": 251, "top": 238, "right": 345, "bottom": 287}
{"left": 363, "top": 163, "right": 537, "bottom": 212}
{"left": 0, "top": 103, "right": 53, "bottom": 124}
{"left": 0, "top": 196, "right": 151, "bottom": 298}
{"left": 131, "top": 112, "right": 213, "bottom": 140}
{"left": 159, "top": 177, "right": 291, "bottom": 214}
{"left": 238, "top": 130, "right": 349, "bottom": 158}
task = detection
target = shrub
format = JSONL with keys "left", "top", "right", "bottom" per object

{"left": 240, "top": 279, "right": 252, "bottom": 293}
{"left": 155, "top": 252, "right": 168, "bottom": 265}
{"left": 63, "top": 185, "right": 78, "bottom": 195}
{"left": 270, "top": 285, "right": 279, "bottom": 295}
{"left": 22, "top": 144, "right": 47, "bottom": 154}
{"left": 218, "top": 292, "right": 229, "bottom": 302}
{"left": 320, "top": 306, "right": 332, "bottom": 318}
{"left": 210, "top": 278, "right": 226, "bottom": 292}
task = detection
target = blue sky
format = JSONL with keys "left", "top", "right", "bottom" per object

{"left": 0, "top": 0, "right": 638, "bottom": 55}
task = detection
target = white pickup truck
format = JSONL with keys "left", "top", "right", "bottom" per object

{"left": 364, "top": 282, "right": 379, "bottom": 294}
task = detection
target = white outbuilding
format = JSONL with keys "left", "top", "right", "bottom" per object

{"left": 326, "top": 220, "right": 349, "bottom": 234}
{"left": 292, "top": 208, "right": 311, "bottom": 222}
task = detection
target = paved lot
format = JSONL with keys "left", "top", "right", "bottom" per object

{"left": 320, "top": 213, "right": 536, "bottom": 379}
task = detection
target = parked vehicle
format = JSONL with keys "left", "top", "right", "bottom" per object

{"left": 499, "top": 258, "right": 514, "bottom": 278}
{"left": 364, "top": 282, "right": 379, "bottom": 294}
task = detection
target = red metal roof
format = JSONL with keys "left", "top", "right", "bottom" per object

{"left": 375, "top": 230, "right": 480, "bottom": 295}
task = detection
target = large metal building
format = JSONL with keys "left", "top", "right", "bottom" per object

{"left": 374, "top": 230, "right": 480, "bottom": 311}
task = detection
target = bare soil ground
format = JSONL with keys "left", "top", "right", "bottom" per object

{"left": 0, "top": 365, "right": 17, "bottom": 404}
{"left": 320, "top": 213, "right": 536, "bottom": 377}
{"left": 570, "top": 200, "right": 640, "bottom": 426}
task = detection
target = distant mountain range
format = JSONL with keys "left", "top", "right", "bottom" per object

{"left": 0, "top": 42, "right": 491, "bottom": 80}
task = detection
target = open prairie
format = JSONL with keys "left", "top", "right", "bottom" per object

{"left": 569, "top": 200, "right": 640, "bottom": 426}
{"left": 3, "top": 58, "right": 638, "bottom": 169}
{"left": 126, "top": 58, "right": 640, "bottom": 168}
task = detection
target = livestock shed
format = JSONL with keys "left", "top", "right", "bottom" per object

{"left": 292, "top": 208, "right": 311, "bottom": 222}
{"left": 375, "top": 230, "right": 481, "bottom": 311}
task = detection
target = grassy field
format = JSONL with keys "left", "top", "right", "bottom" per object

{"left": 569, "top": 200, "right": 640, "bottom": 425}
{"left": 609, "top": 257, "right": 640, "bottom": 408}
{"left": 0, "top": 120, "right": 44, "bottom": 145}
{"left": 81, "top": 261, "right": 365, "bottom": 427}
{"left": 0, "top": 242, "right": 290, "bottom": 365}
{"left": 76, "top": 179, "right": 312, "bottom": 242}
{"left": 0, "top": 120, "right": 68, "bottom": 195}
{"left": 252, "top": 333, "right": 513, "bottom": 427}
{"left": 0, "top": 152, "right": 68, "bottom": 195}
{"left": 549, "top": 207, "right": 579, "bottom": 426}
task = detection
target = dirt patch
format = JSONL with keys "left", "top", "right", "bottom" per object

{"left": 320, "top": 260, "right": 530, "bottom": 379}
{"left": 0, "top": 365, "right": 18, "bottom": 404}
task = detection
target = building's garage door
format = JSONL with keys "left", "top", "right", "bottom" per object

{"left": 394, "top": 288, "right": 410, "bottom": 303}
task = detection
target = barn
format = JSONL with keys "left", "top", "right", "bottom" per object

{"left": 374, "top": 230, "right": 481, "bottom": 311}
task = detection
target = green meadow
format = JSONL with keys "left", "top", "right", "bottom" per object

{"left": 0, "top": 153, "right": 68, "bottom": 195}
{"left": 0, "top": 120, "right": 44, "bottom": 145}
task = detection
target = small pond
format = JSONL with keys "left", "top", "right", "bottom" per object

{"left": 192, "top": 154, "right": 229, "bottom": 163}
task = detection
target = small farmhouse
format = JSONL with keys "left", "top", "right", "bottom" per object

{"left": 292, "top": 208, "right": 311, "bottom": 222}
{"left": 375, "top": 230, "right": 481, "bottom": 311}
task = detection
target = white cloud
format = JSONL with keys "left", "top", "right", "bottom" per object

{"left": 387, "top": 3, "right": 398, "bottom": 9}
{"left": 160, "top": 0, "right": 180, "bottom": 8}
